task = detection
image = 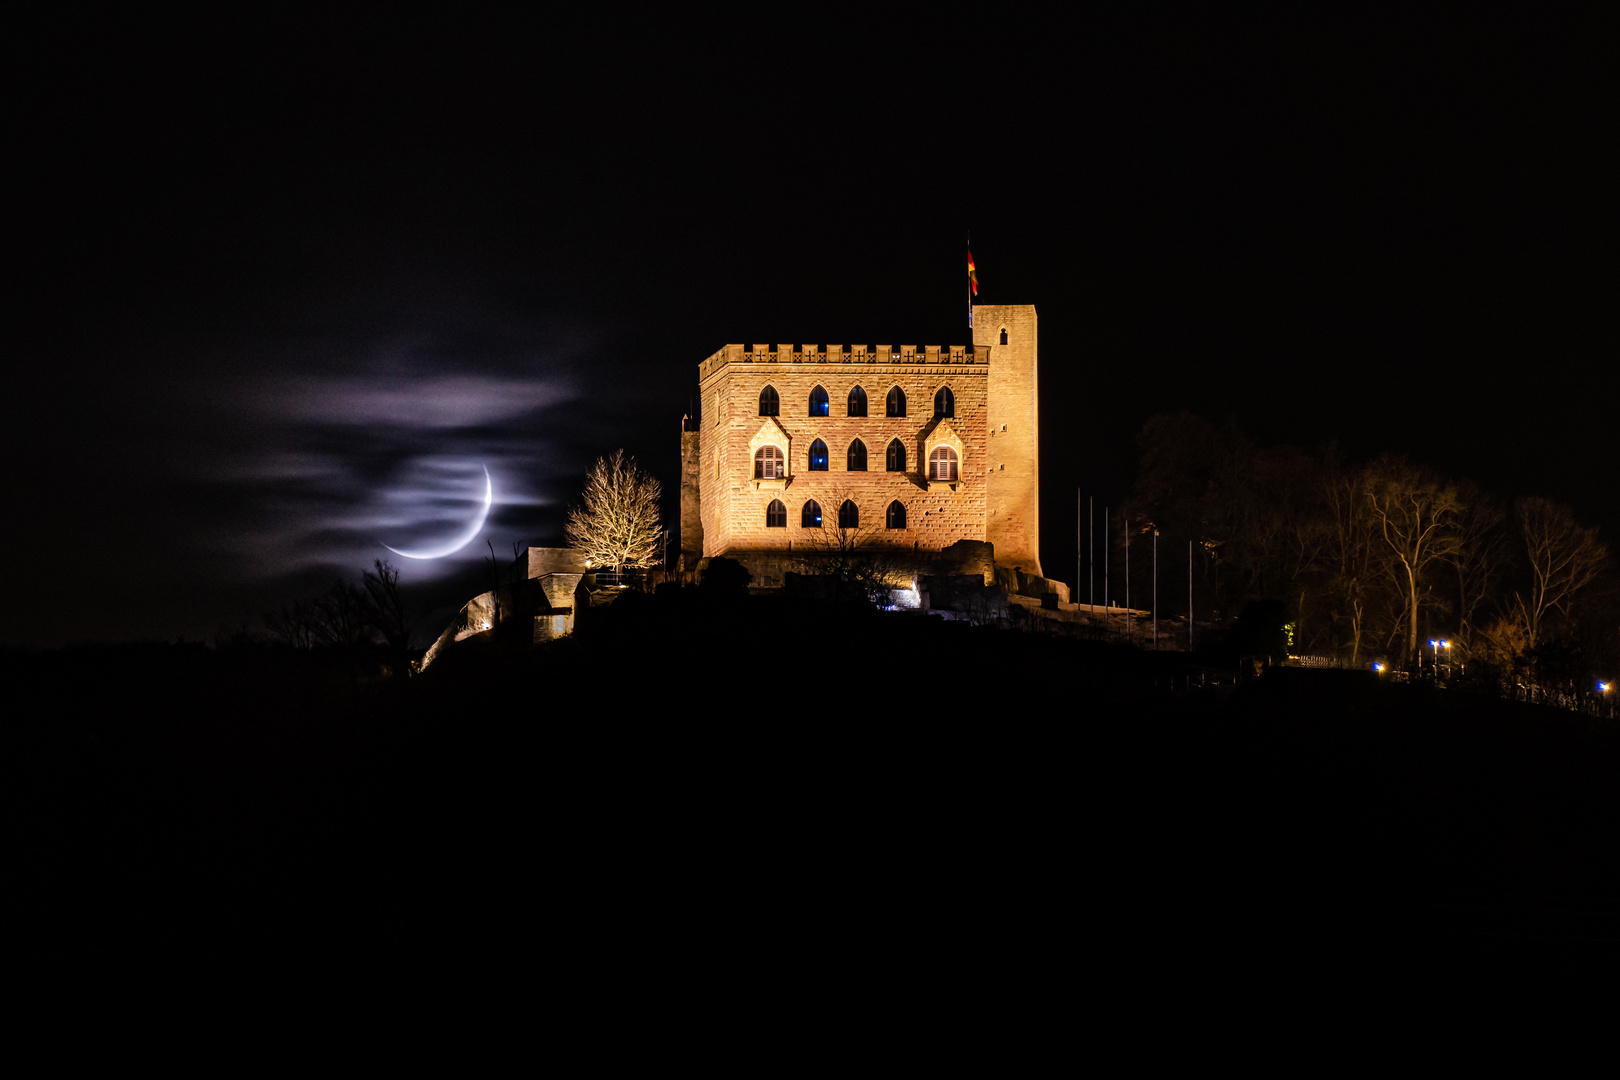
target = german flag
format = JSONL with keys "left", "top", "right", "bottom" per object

{"left": 968, "top": 248, "right": 978, "bottom": 296}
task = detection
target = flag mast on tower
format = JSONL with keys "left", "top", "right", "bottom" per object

{"left": 967, "top": 233, "right": 978, "bottom": 329}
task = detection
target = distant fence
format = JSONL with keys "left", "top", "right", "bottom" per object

{"left": 1499, "top": 679, "right": 1618, "bottom": 720}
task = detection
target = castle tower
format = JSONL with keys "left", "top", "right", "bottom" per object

{"left": 973, "top": 305, "right": 1041, "bottom": 576}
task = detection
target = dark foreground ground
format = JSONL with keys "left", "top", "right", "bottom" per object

{"left": 15, "top": 590, "right": 1620, "bottom": 1011}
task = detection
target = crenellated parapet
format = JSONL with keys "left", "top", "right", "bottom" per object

{"left": 697, "top": 342, "right": 988, "bottom": 382}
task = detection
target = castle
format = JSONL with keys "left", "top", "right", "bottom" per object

{"left": 680, "top": 304, "right": 1046, "bottom": 590}
{"left": 419, "top": 304, "right": 1055, "bottom": 671}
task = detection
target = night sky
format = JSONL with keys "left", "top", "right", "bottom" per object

{"left": 9, "top": 11, "right": 1616, "bottom": 648}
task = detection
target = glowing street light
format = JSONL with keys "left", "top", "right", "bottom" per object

{"left": 1429, "top": 638, "right": 1452, "bottom": 678}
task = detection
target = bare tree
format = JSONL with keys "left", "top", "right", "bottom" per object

{"left": 1514, "top": 496, "right": 1608, "bottom": 648}
{"left": 1448, "top": 483, "right": 1511, "bottom": 653}
{"left": 1321, "top": 466, "right": 1382, "bottom": 664}
{"left": 362, "top": 558, "right": 412, "bottom": 674}
{"left": 565, "top": 450, "right": 664, "bottom": 574}
{"left": 797, "top": 489, "right": 911, "bottom": 606}
{"left": 1366, "top": 457, "right": 1464, "bottom": 662}
{"left": 264, "top": 598, "right": 318, "bottom": 650}
{"left": 311, "top": 580, "right": 372, "bottom": 649}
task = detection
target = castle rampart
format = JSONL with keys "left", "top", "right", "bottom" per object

{"left": 683, "top": 305, "right": 1041, "bottom": 582}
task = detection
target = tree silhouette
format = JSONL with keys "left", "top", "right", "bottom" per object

{"left": 1514, "top": 496, "right": 1608, "bottom": 649}
{"left": 1366, "top": 457, "right": 1464, "bottom": 663}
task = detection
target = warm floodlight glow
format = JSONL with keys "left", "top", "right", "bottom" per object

{"left": 384, "top": 466, "right": 494, "bottom": 560}
{"left": 1374, "top": 663, "right": 1385, "bottom": 672}
{"left": 1601, "top": 682, "right": 1612, "bottom": 692}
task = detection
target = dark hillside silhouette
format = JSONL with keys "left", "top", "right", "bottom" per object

{"left": 14, "top": 590, "right": 1620, "bottom": 998}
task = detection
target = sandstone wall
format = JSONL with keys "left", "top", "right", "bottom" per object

{"left": 679, "top": 422, "right": 703, "bottom": 571}
{"left": 973, "top": 305, "right": 1041, "bottom": 576}
{"left": 696, "top": 343, "right": 989, "bottom": 557}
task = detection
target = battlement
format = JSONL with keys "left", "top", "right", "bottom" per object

{"left": 697, "top": 342, "right": 987, "bottom": 382}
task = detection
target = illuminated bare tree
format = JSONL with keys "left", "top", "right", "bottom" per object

{"left": 1366, "top": 457, "right": 1463, "bottom": 662}
{"left": 1514, "top": 496, "right": 1608, "bottom": 648}
{"left": 1322, "top": 467, "right": 1381, "bottom": 665}
{"left": 565, "top": 450, "right": 664, "bottom": 573}
{"left": 1448, "top": 483, "right": 1511, "bottom": 653}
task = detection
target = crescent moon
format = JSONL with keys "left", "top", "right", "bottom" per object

{"left": 384, "top": 466, "right": 494, "bottom": 560}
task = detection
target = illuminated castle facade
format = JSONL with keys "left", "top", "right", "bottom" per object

{"left": 680, "top": 304, "right": 1042, "bottom": 581}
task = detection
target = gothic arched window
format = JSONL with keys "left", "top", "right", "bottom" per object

{"left": 886, "top": 501, "right": 907, "bottom": 529}
{"left": 754, "top": 445, "right": 784, "bottom": 479}
{"left": 838, "top": 500, "right": 859, "bottom": 529}
{"left": 934, "top": 387, "right": 954, "bottom": 418}
{"left": 928, "top": 446, "right": 959, "bottom": 481}
{"left": 999, "top": 327, "right": 1008, "bottom": 345}
{"left": 886, "top": 386, "right": 906, "bottom": 417}
{"left": 886, "top": 439, "right": 906, "bottom": 472}
{"left": 847, "top": 385, "right": 867, "bottom": 417}
{"left": 809, "top": 385, "right": 829, "bottom": 417}
{"left": 801, "top": 500, "right": 822, "bottom": 528}
{"left": 759, "top": 386, "right": 779, "bottom": 416}
{"left": 766, "top": 499, "right": 786, "bottom": 527}
{"left": 808, "top": 439, "right": 829, "bottom": 471}
{"left": 847, "top": 439, "right": 867, "bottom": 472}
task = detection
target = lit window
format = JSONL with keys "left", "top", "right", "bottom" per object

{"left": 886, "top": 386, "right": 906, "bottom": 417}
{"left": 801, "top": 500, "right": 822, "bottom": 528}
{"left": 766, "top": 499, "right": 786, "bottom": 527}
{"left": 886, "top": 439, "right": 906, "bottom": 472}
{"left": 847, "top": 439, "right": 867, "bottom": 472}
{"left": 838, "top": 500, "right": 859, "bottom": 529}
{"left": 929, "top": 447, "right": 958, "bottom": 481}
{"left": 809, "top": 385, "right": 829, "bottom": 417}
{"left": 808, "top": 439, "right": 829, "bottom": 471}
{"left": 759, "top": 386, "right": 779, "bottom": 416}
{"left": 886, "top": 501, "right": 907, "bottom": 529}
{"left": 934, "top": 387, "right": 954, "bottom": 418}
{"left": 755, "top": 445, "right": 784, "bottom": 479}
{"left": 847, "top": 385, "right": 867, "bottom": 417}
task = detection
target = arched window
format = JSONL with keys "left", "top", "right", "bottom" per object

{"left": 809, "top": 385, "right": 829, "bottom": 417}
{"left": 838, "top": 500, "right": 859, "bottom": 529}
{"left": 886, "top": 386, "right": 906, "bottom": 417}
{"left": 759, "top": 386, "right": 779, "bottom": 416}
{"left": 808, "top": 439, "right": 829, "bottom": 471}
{"left": 801, "top": 500, "right": 822, "bottom": 528}
{"left": 886, "top": 439, "right": 906, "bottom": 472}
{"left": 886, "top": 501, "right": 907, "bottom": 529}
{"left": 929, "top": 446, "right": 959, "bottom": 481}
{"left": 934, "top": 387, "right": 954, "bottom": 418}
{"left": 847, "top": 438, "right": 867, "bottom": 472}
{"left": 766, "top": 499, "right": 786, "bottom": 527}
{"left": 755, "top": 445, "right": 784, "bottom": 479}
{"left": 999, "top": 327, "right": 1008, "bottom": 345}
{"left": 847, "top": 385, "right": 867, "bottom": 417}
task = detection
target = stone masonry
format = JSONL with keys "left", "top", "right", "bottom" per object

{"left": 681, "top": 304, "right": 1042, "bottom": 579}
